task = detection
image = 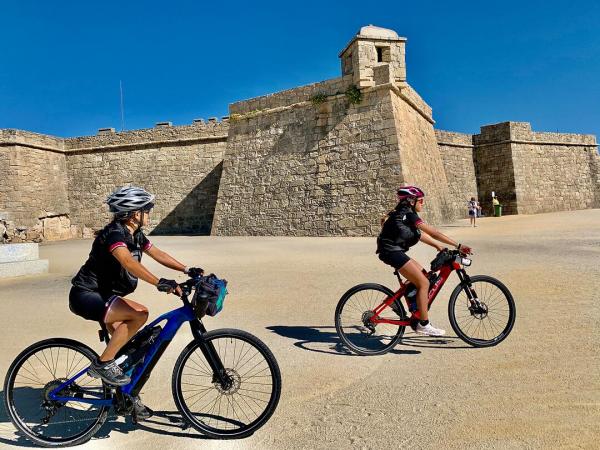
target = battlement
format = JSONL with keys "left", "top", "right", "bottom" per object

{"left": 64, "top": 119, "right": 229, "bottom": 152}
{"left": 474, "top": 121, "right": 597, "bottom": 147}
{"left": 230, "top": 76, "right": 353, "bottom": 115}
{"left": 0, "top": 118, "right": 229, "bottom": 155}
{"left": 0, "top": 129, "right": 65, "bottom": 152}
{"left": 435, "top": 130, "right": 474, "bottom": 147}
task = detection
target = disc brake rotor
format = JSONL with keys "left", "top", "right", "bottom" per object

{"left": 213, "top": 369, "right": 242, "bottom": 395}
{"left": 470, "top": 301, "right": 489, "bottom": 319}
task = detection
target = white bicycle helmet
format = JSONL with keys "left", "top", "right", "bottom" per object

{"left": 106, "top": 186, "right": 155, "bottom": 216}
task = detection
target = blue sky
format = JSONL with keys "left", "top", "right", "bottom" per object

{"left": 1, "top": 0, "right": 598, "bottom": 139}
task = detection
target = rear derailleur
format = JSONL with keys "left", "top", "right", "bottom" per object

{"left": 361, "top": 311, "right": 377, "bottom": 335}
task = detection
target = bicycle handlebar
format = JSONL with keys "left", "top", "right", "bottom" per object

{"left": 177, "top": 276, "right": 201, "bottom": 301}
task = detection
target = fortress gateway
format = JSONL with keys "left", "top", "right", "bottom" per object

{"left": 1, "top": 25, "right": 599, "bottom": 242}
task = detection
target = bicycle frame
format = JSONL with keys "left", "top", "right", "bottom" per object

{"left": 48, "top": 292, "right": 225, "bottom": 407}
{"left": 370, "top": 261, "right": 469, "bottom": 326}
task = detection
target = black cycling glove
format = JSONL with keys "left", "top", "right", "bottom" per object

{"left": 157, "top": 278, "right": 179, "bottom": 293}
{"left": 185, "top": 267, "right": 204, "bottom": 278}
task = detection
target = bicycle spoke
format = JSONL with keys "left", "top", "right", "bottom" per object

{"left": 178, "top": 333, "right": 278, "bottom": 435}
{"left": 453, "top": 278, "right": 515, "bottom": 344}
{"left": 7, "top": 343, "right": 109, "bottom": 445}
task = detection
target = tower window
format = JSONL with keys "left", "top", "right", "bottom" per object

{"left": 343, "top": 53, "right": 353, "bottom": 75}
{"left": 376, "top": 46, "right": 391, "bottom": 63}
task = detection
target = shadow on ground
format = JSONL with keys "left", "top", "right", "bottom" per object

{"left": 0, "top": 388, "right": 208, "bottom": 448}
{"left": 266, "top": 325, "right": 422, "bottom": 356}
{"left": 267, "top": 325, "right": 473, "bottom": 355}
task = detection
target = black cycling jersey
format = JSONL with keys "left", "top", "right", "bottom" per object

{"left": 376, "top": 204, "right": 424, "bottom": 253}
{"left": 71, "top": 221, "right": 152, "bottom": 297}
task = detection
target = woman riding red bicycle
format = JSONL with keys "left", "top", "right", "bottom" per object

{"left": 377, "top": 186, "right": 472, "bottom": 336}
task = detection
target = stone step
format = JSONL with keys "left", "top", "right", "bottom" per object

{"left": 0, "top": 243, "right": 40, "bottom": 263}
{"left": 0, "top": 259, "right": 49, "bottom": 278}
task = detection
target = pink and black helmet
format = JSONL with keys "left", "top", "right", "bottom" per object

{"left": 396, "top": 185, "right": 425, "bottom": 202}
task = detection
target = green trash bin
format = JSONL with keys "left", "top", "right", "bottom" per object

{"left": 494, "top": 204, "right": 502, "bottom": 217}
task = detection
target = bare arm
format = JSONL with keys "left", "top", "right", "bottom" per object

{"left": 145, "top": 246, "right": 186, "bottom": 273}
{"left": 417, "top": 222, "right": 459, "bottom": 249}
{"left": 112, "top": 247, "right": 160, "bottom": 286}
{"left": 419, "top": 232, "right": 443, "bottom": 252}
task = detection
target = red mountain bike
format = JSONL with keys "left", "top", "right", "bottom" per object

{"left": 334, "top": 249, "right": 516, "bottom": 355}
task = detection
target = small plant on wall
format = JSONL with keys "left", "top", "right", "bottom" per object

{"left": 345, "top": 85, "right": 362, "bottom": 105}
{"left": 310, "top": 93, "right": 328, "bottom": 106}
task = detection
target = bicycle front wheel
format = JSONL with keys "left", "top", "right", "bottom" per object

{"left": 3, "top": 338, "right": 110, "bottom": 447}
{"left": 448, "top": 275, "right": 516, "bottom": 347}
{"left": 334, "top": 283, "right": 406, "bottom": 356}
{"left": 172, "top": 329, "right": 281, "bottom": 439}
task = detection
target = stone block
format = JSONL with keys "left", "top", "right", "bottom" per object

{"left": 0, "top": 259, "right": 49, "bottom": 278}
{"left": 42, "top": 216, "right": 72, "bottom": 241}
{"left": 0, "top": 243, "right": 39, "bottom": 263}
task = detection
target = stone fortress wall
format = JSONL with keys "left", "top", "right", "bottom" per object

{"left": 0, "top": 121, "right": 228, "bottom": 241}
{"left": 1, "top": 25, "right": 599, "bottom": 242}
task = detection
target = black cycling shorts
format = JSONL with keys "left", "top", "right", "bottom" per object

{"left": 378, "top": 251, "right": 411, "bottom": 270}
{"left": 69, "top": 286, "right": 119, "bottom": 322}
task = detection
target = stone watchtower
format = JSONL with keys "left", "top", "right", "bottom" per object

{"left": 214, "top": 25, "right": 455, "bottom": 235}
{"left": 339, "top": 25, "right": 407, "bottom": 87}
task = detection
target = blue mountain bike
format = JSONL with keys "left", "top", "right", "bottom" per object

{"left": 3, "top": 276, "right": 282, "bottom": 447}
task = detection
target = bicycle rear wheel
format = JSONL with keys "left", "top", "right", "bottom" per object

{"left": 448, "top": 275, "right": 516, "bottom": 347}
{"left": 334, "top": 283, "right": 407, "bottom": 356}
{"left": 3, "top": 338, "right": 110, "bottom": 447}
{"left": 172, "top": 329, "right": 281, "bottom": 439}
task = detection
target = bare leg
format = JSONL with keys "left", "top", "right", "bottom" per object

{"left": 399, "top": 260, "right": 430, "bottom": 321}
{"left": 99, "top": 297, "right": 148, "bottom": 362}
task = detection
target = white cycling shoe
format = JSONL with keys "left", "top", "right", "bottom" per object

{"left": 415, "top": 322, "right": 446, "bottom": 337}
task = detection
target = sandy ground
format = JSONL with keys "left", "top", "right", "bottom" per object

{"left": 0, "top": 209, "right": 599, "bottom": 450}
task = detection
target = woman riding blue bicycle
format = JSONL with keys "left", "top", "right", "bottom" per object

{"left": 69, "top": 186, "right": 202, "bottom": 418}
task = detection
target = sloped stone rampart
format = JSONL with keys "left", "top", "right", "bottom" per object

{"left": 391, "top": 92, "right": 454, "bottom": 225}
{"left": 213, "top": 87, "right": 404, "bottom": 236}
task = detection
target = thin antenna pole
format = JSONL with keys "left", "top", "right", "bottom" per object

{"left": 119, "top": 80, "right": 125, "bottom": 131}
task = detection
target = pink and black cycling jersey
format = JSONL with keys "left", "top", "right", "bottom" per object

{"left": 71, "top": 220, "right": 152, "bottom": 297}
{"left": 376, "top": 205, "right": 424, "bottom": 254}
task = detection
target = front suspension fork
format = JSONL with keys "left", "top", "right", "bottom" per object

{"left": 189, "top": 320, "right": 230, "bottom": 388}
{"left": 456, "top": 270, "right": 481, "bottom": 307}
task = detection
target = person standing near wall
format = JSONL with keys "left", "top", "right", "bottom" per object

{"left": 468, "top": 197, "right": 481, "bottom": 227}
{"left": 492, "top": 195, "right": 500, "bottom": 217}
